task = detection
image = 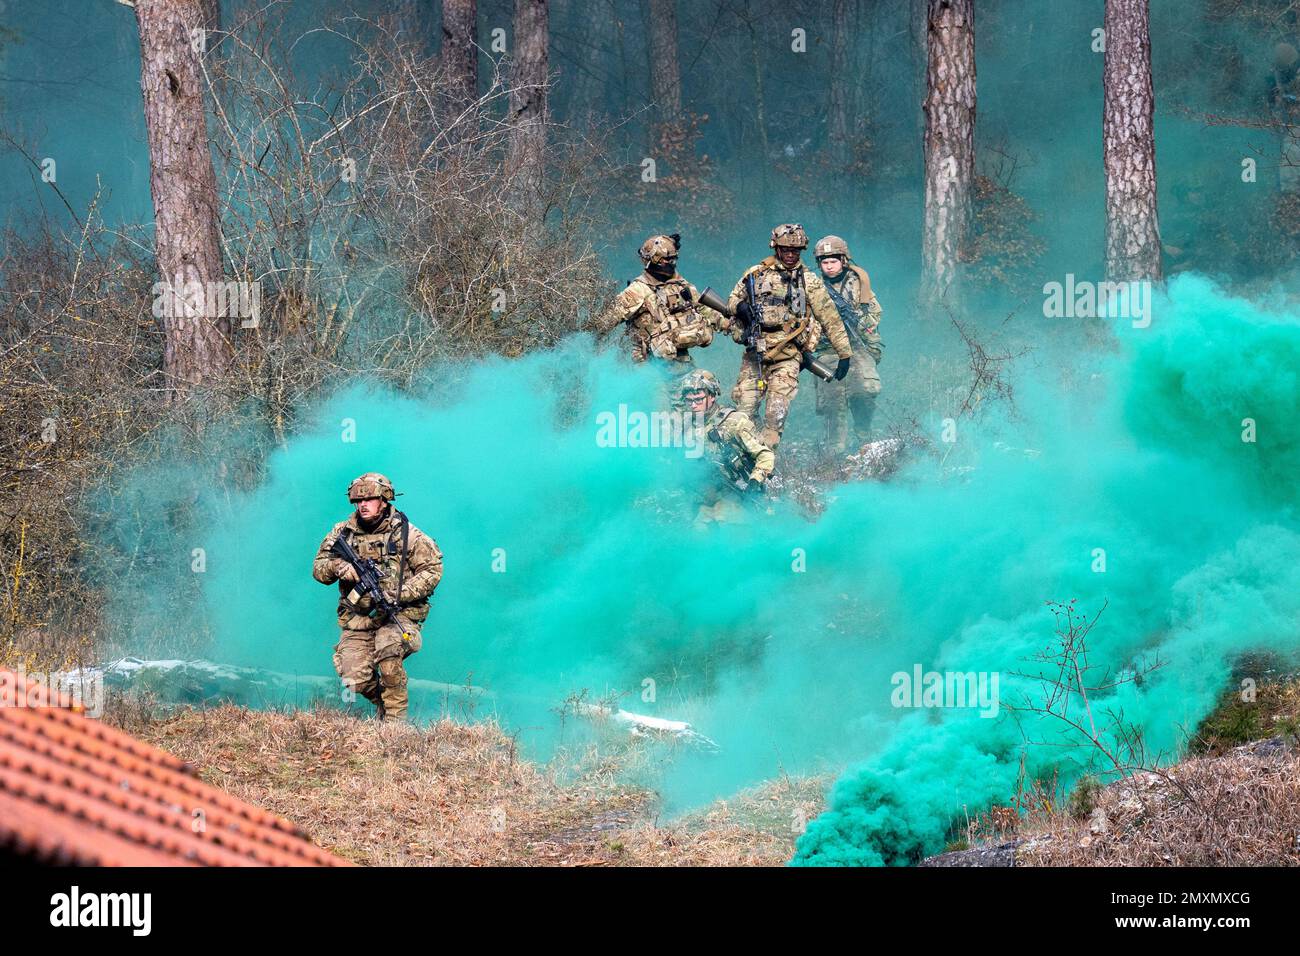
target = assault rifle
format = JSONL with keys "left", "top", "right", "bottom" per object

{"left": 696, "top": 285, "right": 834, "bottom": 382}
{"left": 330, "top": 534, "right": 404, "bottom": 625}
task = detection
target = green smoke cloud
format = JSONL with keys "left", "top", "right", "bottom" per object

{"left": 95, "top": 274, "right": 1299, "bottom": 864}
{"left": 792, "top": 273, "right": 1300, "bottom": 864}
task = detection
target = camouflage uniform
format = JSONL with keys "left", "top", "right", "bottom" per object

{"left": 727, "top": 225, "right": 852, "bottom": 449}
{"left": 676, "top": 370, "right": 776, "bottom": 526}
{"left": 596, "top": 234, "right": 727, "bottom": 366}
{"left": 312, "top": 474, "right": 443, "bottom": 722}
{"left": 812, "top": 235, "right": 885, "bottom": 453}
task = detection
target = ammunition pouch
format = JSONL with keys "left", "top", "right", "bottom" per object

{"left": 672, "top": 320, "right": 714, "bottom": 349}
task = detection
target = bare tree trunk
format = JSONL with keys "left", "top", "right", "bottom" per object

{"left": 920, "top": 0, "right": 976, "bottom": 307}
{"left": 829, "top": 0, "right": 851, "bottom": 165}
{"left": 507, "top": 0, "right": 549, "bottom": 206}
{"left": 646, "top": 0, "right": 682, "bottom": 136}
{"left": 443, "top": 0, "right": 478, "bottom": 116}
{"left": 1103, "top": 0, "right": 1162, "bottom": 282}
{"left": 135, "top": 0, "right": 231, "bottom": 397}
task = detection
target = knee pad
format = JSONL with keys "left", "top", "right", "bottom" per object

{"left": 377, "top": 658, "right": 407, "bottom": 689}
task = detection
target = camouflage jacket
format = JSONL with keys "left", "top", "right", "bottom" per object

{"left": 312, "top": 507, "right": 443, "bottom": 631}
{"left": 698, "top": 404, "right": 776, "bottom": 485}
{"left": 727, "top": 256, "right": 852, "bottom": 363}
{"left": 817, "top": 263, "right": 884, "bottom": 362}
{"left": 596, "top": 271, "right": 726, "bottom": 363}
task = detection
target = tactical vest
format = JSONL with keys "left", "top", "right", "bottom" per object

{"left": 750, "top": 265, "right": 809, "bottom": 330}
{"left": 336, "top": 511, "right": 430, "bottom": 626}
{"left": 626, "top": 274, "right": 711, "bottom": 362}
{"left": 707, "top": 409, "right": 755, "bottom": 484}
{"left": 632, "top": 276, "right": 701, "bottom": 335}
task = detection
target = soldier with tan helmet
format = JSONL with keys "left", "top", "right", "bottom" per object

{"left": 725, "top": 224, "right": 853, "bottom": 449}
{"left": 312, "top": 473, "right": 443, "bottom": 722}
{"left": 595, "top": 232, "right": 728, "bottom": 365}
{"left": 812, "top": 234, "right": 885, "bottom": 453}
{"left": 674, "top": 368, "right": 775, "bottom": 526}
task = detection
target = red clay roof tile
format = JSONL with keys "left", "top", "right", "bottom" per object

{"left": 0, "top": 668, "right": 352, "bottom": 866}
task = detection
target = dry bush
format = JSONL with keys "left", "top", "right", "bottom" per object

{"left": 1018, "top": 744, "right": 1300, "bottom": 866}
{"left": 210, "top": 7, "right": 615, "bottom": 402}
{"left": 2, "top": 11, "right": 719, "bottom": 665}
{"left": 0, "top": 8, "right": 619, "bottom": 669}
{"left": 0, "top": 209, "right": 163, "bottom": 670}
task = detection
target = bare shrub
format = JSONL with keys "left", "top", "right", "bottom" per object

{"left": 0, "top": 8, "right": 617, "bottom": 668}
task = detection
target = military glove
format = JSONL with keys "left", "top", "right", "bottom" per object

{"left": 332, "top": 559, "right": 359, "bottom": 584}
{"left": 834, "top": 357, "right": 852, "bottom": 381}
{"left": 733, "top": 300, "right": 754, "bottom": 327}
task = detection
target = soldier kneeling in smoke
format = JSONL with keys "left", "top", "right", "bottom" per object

{"left": 675, "top": 369, "right": 775, "bottom": 527}
{"left": 313, "top": 473, "right": 443, "bottom": 722}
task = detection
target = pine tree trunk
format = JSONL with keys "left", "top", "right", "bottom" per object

{"left": 442, "top": 0, "right": 478, "bottom": 116}
{"left": 1103, "top": 0, "right": 1162, "bottom": 282}
{"left": 507, "top": 0, "right": 549, "bottom": 205}
{"left": 646, "top": 0, "right": 682, "bottom": 138}
{"left": 829, "top": 0, "right": 851, "bottom": 165}
{"left": 920, "top": 0, "right": 976, "bottom": 307}
{"left": 135, "top": 0, "right": 231, "bottom": 397}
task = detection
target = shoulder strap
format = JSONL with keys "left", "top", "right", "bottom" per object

{"left": 823, "top": 276, "right": 851, "bottom": 312}
{"left": 389, "top": 509, "right": 410, "bottom": 603}
{"left": 848, "top": 264, "right": 873, "bottom": 298}
{"left": 707, "top": 408, "right": 735, "bottom": 443}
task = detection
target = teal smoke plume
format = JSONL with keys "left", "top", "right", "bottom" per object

{"left": 793, "top": 274, "right": 1300, "bottom": 863}
{"left": 98, "top": 274, "right": 1299, "bottom": 863}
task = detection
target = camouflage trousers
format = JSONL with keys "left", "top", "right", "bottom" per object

{"left": 815, "top": 350, "right": 881, "bottom": 453}
{"left": 731, "top": 353, "right": 802, "bottom": 448}
{"left": 333, "top": 618, "right": 423, "bottom": 721}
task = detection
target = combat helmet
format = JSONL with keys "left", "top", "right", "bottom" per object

{"left": 676, "top": 368, "right": 722, "bottom": 398}
{"left": 1275, "top": 42, "right": 1299, "bottom": 70}
{"left": 639, "top": 233, "right": 682, "bottom": 265}
{"left": 769, "top": 223, "right": 809, "bottom": 249}
{"left": 814, "top": 235, "right": 850, "bottom": 260}
{"left": 347, "top": 472, "right": 396, "bottom": 502}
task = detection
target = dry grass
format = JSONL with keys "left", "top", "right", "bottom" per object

{"left": 118, "top": 702, "right": 814, "bottom": 866}
{"left": 942, "top": 676, "right": 1300, "bottom": 866}
{"left": 1016, "top": 742, "right": 1300, "bottom": 866}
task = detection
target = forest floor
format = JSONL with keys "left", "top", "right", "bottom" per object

{"left": 103, "top": 677, "right": 1300, "bottom": 867}
{"left": 107, "top": 701, "right": 825, "bottom": 866}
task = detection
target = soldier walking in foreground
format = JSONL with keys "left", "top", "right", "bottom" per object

{"left": 313, "top": 473, "right": 443, "bottom": 722}
{"left": 595, "top": 233, "right": 728, "bottom": 366}
{"left": 675, "top": 369, "right": 775, "bottom": 527}
{"left": 812, "top": 235, "right": 885, "bottom": 453}
{"left": 727, "top": 224, "right": 853, "bottom": 449}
